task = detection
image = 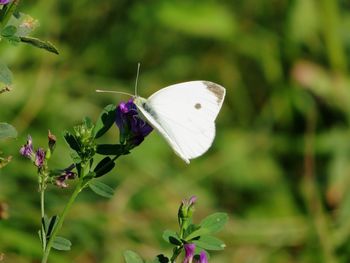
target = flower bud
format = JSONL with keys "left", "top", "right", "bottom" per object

{"left": 178, "top": 195, "right": 197, "bottom": 222}
{"left": 48, "top": 130, "right": 56, "bottom": 153}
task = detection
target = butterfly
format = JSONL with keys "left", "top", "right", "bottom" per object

{"left": 133, "top": 81, "right": 225, "bottom": 163}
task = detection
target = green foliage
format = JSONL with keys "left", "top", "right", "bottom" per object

{"left": 93, "top": 156, "right": 116, "bottom": 177}
{"left": 89, "top": 180, "right": 115, "bottom": 198}
{"left": 0, "top": 122, "right": 17, "bottom": 139}
{"left": 0, "top": 62, "right": 12, "bottom": 85}
{"left": 3, "top": 0, "right": 350, "bottom": 262}
{"left": 185, "top": 213, "right": 228, "bottom": 240}
{"left": 94, "top": 104, "right": 117, "bottom": 138}
{"left": 52, "top": 236, "right": 72, "bottom": 251}
{"left": 19, "top": 36, "right": 59, "bottom": 54}
{"left": 193, "top": 236, "right": 225, "bottom": 251}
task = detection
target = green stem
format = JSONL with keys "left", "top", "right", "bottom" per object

{"left": 170, "top": 246, "right": 182, "bottom": 263}
{"left": 0, "top": 0, "right": 20, "bottom": 29}
{"left": 40, "top": 188, "right": 46, "bottom": 250}
{"left": 41, "top": 178, "right": 84, "bottom": 263}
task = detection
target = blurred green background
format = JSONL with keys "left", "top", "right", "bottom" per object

{"left": 2, "top": 0, "right": 350, "bottom": 262}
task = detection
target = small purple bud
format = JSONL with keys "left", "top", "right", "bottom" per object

{"left": 183, "top": 243, "right": 196, "bottom": 263}
{"left": 56, "top": 165, "right": 76, "bottom": 188}
{"left": 182, "top": 195, "right": 197, "bottom": 207}
{"left": 35, "top": 148, "right": 46, "bottom": 168}
{"left": 198, "top": 251, "right": 208, "bottom": 263}
{"left": 179, "top": 195, "right": 197, "bottom": 222}
{"left": 0, "top": 0, "right": 11, "bottom": 5}
{"left": 20, "top": 135, "right": 34, "bottom": 159}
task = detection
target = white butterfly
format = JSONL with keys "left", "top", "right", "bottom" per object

{"left": 134, "top": 81, "right": 226, "bottom": 164}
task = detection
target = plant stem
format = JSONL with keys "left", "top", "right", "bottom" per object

{"left": 40, "top": 188, "right": 46, "bottom": 250}
{"left": 170, "top": 246, "right": 182, "bottom": 263}
{"left": 41, "top": 178, "right": 84, "bottom": 263}
{"left": 0, "top": 0, "right": 20, "bottom": 29}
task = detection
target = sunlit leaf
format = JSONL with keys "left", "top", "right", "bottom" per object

{"left": 193, "top": 235, "right": 226, "bottom": 251}
{"left": 89, "top": 180, "right": 115, "bottom": 198}
{"left": 52, "top": 236, "right": 72, "bottom": 251}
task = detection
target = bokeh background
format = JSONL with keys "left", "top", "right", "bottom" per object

{"left": 1, "top": 0, "right": 350, "bottom": 262}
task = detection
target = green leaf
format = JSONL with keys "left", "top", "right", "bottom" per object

{"left": 162, "top": 230, "right": 182, "bottom": 245}
{"left": 4, "top": 35, "right": 21, "bottom": 45}
{"left": 124, "top": 250, "right": 144, "bottom": 263}
{"left": 19, "top": 36, "right": 59, "bottom": 55}
{"left": 0, "top": 123, "right": 17, "bottom": 140}
{"left": 0, "top": 62, "right": 13, "bottom": 85}
{"left": 96, "top": 144, "right": 126, "bottom": 155}
{"left": 52, "top": 236, "right": 72, "bottom": 251}
{"left": 38, "top": 229, "right": 45, "bottom": 249}
{"left": 199, "top": 213, "right": 228, "bottom": 234}
{"left": 185, "top": 213, "right": 228, "bottom": 240}
{"left": 89, "top": 180, "right": 115, "bottom": 198}
{"left": 63, "top": 131, "right": 80, "bottom": 152}
{"left": 1, "top": 25, "right": 17, "bottom": 37}
{"left": 193, "top": 235, "right": 226, "bottom": 251}
{"left": 41, "top": 215, "right": 49, "bottom": 233}
{"left": 46, "top": 215, "right": 59, "bottom": 238}
{"left": 94, "top": 157, "right": 115, "bottom": 177}
{"left": 183, "top": 223, "right": 200, "bottom": 238}
{"left": 94, "top": 104, "right": 116, "bottom": 139}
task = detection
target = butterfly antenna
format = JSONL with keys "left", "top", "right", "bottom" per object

{"left": 95, "top": 89, "right": 133, "bottom": 97}
{"left": 135, "top": 62, "right": 141, "bottom": 96}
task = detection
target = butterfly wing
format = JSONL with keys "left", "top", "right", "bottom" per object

{"left": 136, "top": 81, "right": 225, "bottom": 163}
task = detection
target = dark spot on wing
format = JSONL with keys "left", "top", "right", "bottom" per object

{"left": 203, "top": 81, "right": 225, "bottom": 104}
{"left": 195, "top": 103, "right": 201, "bottom": 109}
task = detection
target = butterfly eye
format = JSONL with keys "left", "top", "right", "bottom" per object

{"left": 194, "top": 103, "right": 201, "bottom": 109}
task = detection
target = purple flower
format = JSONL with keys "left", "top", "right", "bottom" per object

{"left": 198, "top": 251, "right": 208, "bottom": 263}
{"left": 183, "top": 243, "right": 196, "bottom": 263}
{"left": 182, "top": 195, "right": 197, "bottom": 207}
{"left": 56, "top": 164, "right": 76, "bottom": 188}
{"left": 115, "top": 99, "right": 153, "bottom": 148}
{"left": 35, "top": 148, "right": 46, "bottom": 168}
{"left": 20, "top": 135, "right": 34, "bottom": 159}
{"left": 0, "top": 0, "right": 11, "bottom": 5}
